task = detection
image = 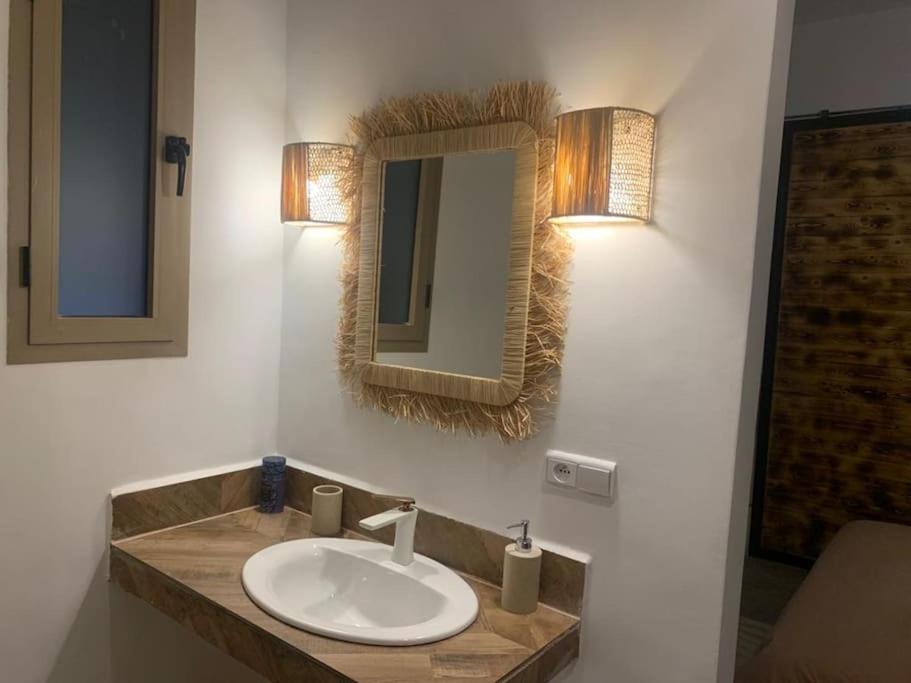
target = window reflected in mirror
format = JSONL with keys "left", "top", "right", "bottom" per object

{"left": 374, "top": 150, "right": 517, "bottom": 380}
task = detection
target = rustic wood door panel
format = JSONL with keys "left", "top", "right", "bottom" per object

{"left": 753, "top": 111, "right": 911, "bottom": 562}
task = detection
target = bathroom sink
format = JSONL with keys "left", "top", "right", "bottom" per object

{"left": 241, "top": 538, "right": 479, "bottom": 645}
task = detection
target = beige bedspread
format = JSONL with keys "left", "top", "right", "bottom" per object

{"left": 737, "top": 520, "right": 911, "bottom": 683}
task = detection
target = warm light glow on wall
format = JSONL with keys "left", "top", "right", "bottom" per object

{"left": 551, "top": 107, "right": 656, "bottom": 224}
{"left": 281, "top": 142, "right": 353, "bottom": 226}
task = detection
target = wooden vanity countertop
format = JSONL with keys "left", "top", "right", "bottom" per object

{"left": 110, "top": 507, "right": 580, "bottom": 683}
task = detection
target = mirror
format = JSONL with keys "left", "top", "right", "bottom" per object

{"left": 341, "top": 84, "right": 568, "bottom": 439}
{"left": 354, "top": 122, "right": 538, "bottom": 407}
{"left": 373, "top": 150, "right": 517, "bottom": 379}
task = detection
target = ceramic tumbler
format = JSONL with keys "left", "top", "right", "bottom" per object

{"left": 311, "top": 484, "right": 343, "bottom": 535}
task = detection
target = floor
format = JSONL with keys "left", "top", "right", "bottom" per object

{"left": 736, "top": 556, "right": 809, "bottom": 669}
{"left": 736, "top": 618, "right": 773, "bottom": 671}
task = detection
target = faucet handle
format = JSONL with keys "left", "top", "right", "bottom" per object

{"left": 372, "top": 493, "right": 415, "bottom": 511}
{"left": 507, "top": 519, "right": 533, "bottom": 551}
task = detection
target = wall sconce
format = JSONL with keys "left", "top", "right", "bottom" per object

{"left": 550, "top": 107, "right": 656, "bottom": 225}
{"left": 281, "top": 142, "right": 354, "bottom": 226}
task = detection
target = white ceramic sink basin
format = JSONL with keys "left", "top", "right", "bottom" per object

{"left": 241, "top": 538, "right": 479, "bottom": 645}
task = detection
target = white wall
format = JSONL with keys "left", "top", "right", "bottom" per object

{"left": 279, "top": 1, "right": 792, "bottom": 681}
{"left": 376, "top": 151, "right": 514, "bottom": 378}
{"left": 718, "top": 0, "right": 795, "bottom": 679}
{"left": 0, "top": 1, "right": 285, "bottom": 681}
{"left": 786, "top": 5, "right": 911, "bottom": 115}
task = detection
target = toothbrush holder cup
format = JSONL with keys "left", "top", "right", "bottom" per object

{"left": 311, "top": 485, "right": 343, "bottom": 535}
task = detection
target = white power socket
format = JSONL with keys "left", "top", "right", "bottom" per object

{"left": 545, "top": 450, "right": 616, "bottom": 498}
{"left": 547, "top": 458, "right": 578, "bottom": 487}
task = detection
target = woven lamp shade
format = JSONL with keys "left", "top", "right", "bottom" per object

{"left": 281, "top": 142, "right": 353, "bottom": 226}
{"left": 551, "top": 107, "right": 656, "bottom": 224}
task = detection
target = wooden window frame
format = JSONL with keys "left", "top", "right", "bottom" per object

{"left": 6, "top": 0, "right": 196, "bottom": 364}
{"left": 376, "top": 157, "right": 442, "bottom": 354}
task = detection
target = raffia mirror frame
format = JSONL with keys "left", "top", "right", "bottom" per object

{"left": 356, "top": 122, "right": 537, "bottom": 407}
{"left": 337, "top": 82, "right": 572, "bottom": 441}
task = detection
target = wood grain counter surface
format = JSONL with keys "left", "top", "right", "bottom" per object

{"left": 111, "top": 507, "right": 580, "bottom": 682}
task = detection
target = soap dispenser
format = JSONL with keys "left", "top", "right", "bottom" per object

{"left": 501, "top": 519, "right": 542, "bottom": 614}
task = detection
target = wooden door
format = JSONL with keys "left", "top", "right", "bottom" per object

{"left": 752, "top": 109, "right": 911, "bottom": 563}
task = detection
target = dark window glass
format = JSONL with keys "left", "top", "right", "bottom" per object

{"left": 378, "top": 160, "right": 422, "bottom": 325}
{"left": 58, "top": 0, "right": 154, "bottom": 317}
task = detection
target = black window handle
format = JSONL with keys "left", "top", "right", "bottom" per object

{"left": 164, "top": 135, "right": 191, "bottom": 196}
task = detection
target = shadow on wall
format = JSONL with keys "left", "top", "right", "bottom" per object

{"left": 46, "top": 550, "right": 266, "bottom": 683}
{"left": 47, "top": 556, "right": 112, "bottom": 682}
{"left": 284, "top": 3, "right": 547, "bottom": 141}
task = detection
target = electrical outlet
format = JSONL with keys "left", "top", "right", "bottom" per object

{"left": 545, "top": 449, "right": 616, "bottom": 498}
{"left": 546, "top": 454, "right": 578, "bottom": 487}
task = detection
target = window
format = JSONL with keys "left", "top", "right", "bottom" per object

{"left": 7, "top": 0, "right": 196, "bottom": 363}
{"left": 375, "top": 157, "right": 442, "bottom": 354}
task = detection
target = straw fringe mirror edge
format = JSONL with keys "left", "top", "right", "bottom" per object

{"left": 336, "top": 81, "right": 572, "bottom": 442}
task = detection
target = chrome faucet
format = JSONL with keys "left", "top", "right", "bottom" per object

{"left": 358, "top": 495, "right": 418, "bottom": 566}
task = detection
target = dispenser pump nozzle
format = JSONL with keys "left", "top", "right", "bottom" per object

{"left": 507, "top": 519, "right": 533, "bottom": 552}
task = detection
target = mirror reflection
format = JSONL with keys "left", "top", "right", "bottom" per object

{"left": 374, "top": 150, "right": 517, "bottom": 379}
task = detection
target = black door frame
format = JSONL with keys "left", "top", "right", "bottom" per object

{"left": 749, "top": 106, "right": 911, "bottom": 567}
